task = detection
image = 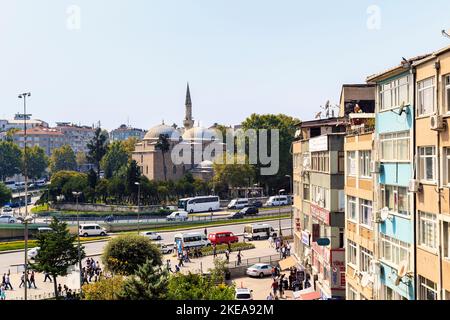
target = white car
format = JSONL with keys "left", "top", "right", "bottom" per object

{"left": 79, "top": 224, "right": 107, "bottom": 237}
{"left": 140, "top": 231, "right": 162, "bottom": 241}
{"left": 27, "top": 247, "right": 40, "bottom": 260}
{"left": 235, "top": 288, "right": 253, "bottom": 300}
{"left": 0, "top": 215, "right": 17, "bottom": 224}
{"left": 154, "top": 242, "right": 173, "bottom": 254}
{"left": 246, "top": 263, "right": 273, "bottom": 278}
{"left": 166, "top": 211, "right": 188, "bottom": 222}
{"left": 1, "top": 206, "right": 13, "bottom": 214}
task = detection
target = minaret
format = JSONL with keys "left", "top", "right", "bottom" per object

{"left": 183, "top": 82, "right": 194, "bottom": 130}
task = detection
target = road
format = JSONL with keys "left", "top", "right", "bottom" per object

{"left": 0, "top": 218, "right": 292, "bottom": 274}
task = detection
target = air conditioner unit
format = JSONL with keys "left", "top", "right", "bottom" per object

{"left": 409, "top": 179, "right": 420, "bottom": 193}
{"left": 430, "top": 115, "right": 445, "bottom": 131}
{"left": 370, "top": 160, "right": 380, "bottom": 174}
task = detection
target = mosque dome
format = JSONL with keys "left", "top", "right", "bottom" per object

{"left": 182, "top": 126, "right": 221, "bottom": 142}
{"left": 144, "top": 123, "right": 179, "bottom": 140}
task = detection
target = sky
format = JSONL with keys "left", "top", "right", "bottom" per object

{"left": 1, "top": 0, "right": 450, "bottom": 131}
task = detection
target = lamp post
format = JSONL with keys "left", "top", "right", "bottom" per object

{"left": 17, "top": 215, "right": 33, "bottom": 301}
{"left": 18, "top": 93, "right": 31, "bottom": 221}
{"left": 278, "top": 189, "right": 285, "bottom": 238}
{"left": 135, "top": 182, "right": 141, "bottom": 234}
{"left": 285, "top": 175, "right": 293, "bottom": 236}
{"left": 72, "top": 191, "right": 83, "bottom": 293}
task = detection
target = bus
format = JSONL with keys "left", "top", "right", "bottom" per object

{"left": 6, "top": 194, "right": 32, "bottom": 208}
{"left": 177, "top": 196, "right": 220, "bottom": 213}
{"left": 4, "top": 181, "right": 17, "bottom": 191}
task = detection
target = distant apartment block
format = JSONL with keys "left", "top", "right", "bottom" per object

{"left": 55, "top": 122, "right": 96, "bottom": 154}
{"left": 0, "top": 113, "right": 48, "bottom": 132}
{"left": 12, "top": 126, "right": 69, "bottom": 156}
{"left": 109, "top": 124, "right": 146, "bottom": 142}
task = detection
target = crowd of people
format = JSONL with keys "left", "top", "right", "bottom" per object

{"left": 81, "top": 258, "right": 103, "bottom": 285}
{"left": 267, "top": 266, "right": 311, "bottom": 300}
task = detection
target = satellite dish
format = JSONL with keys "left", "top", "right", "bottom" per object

{"left": 380, "top": 207, "right": 390, "bottom": 221}
{"left": 360, "top": 272, "right": 371, "bottom": 288}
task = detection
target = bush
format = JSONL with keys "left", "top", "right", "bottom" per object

{"left": 82, "top": 276, "right": 125, "bottom": 300}
{"left": 102, "top": 234, "right": 162, "bottom": 275}
{"left": 200, "top": 242, "right": 255, "bottom": 256}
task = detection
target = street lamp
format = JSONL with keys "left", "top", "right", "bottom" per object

{"left": 134, "top": 182, "right": 141, "bottom": 234}
{"left": 285, "top": 175, "right": 293, "bottom": 236}
{"left": 278, "top": 189, "right": 285, "bottom": 238}
{"left": 17, "top": 215, "right": 33, "bottom": 301}
{"left": 72, "top": 191, "right": 83, "bottom": 293}
{"left": 18, "top": 92, "right": 31, "bottom": 221}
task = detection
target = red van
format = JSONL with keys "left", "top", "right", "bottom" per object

{"left": 208, "top": 231, "right": 239, "bottom": 245}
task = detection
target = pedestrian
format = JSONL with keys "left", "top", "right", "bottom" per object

{"left": 19, "top": 272, "right": 25, "bottom": 288}
{"left": 204, "top": 228, "right": 207, "bottom": 236}
{"left": 286, "top": 242, "right": 291, "bottom": 256}
{"left": 58, "top": 284, "right": 62, "bottom": 296}
{"left": 44, "top": 271, "right": 52, "bottom": 283}
{"left": 30, "top": 271, "right": 37, "bottom": 289}
{"left": 278, "top": 278, "right": 284, "bottom": 298}
{"left": 166, "top": 259, "right": 172, "bottom": 272}
{"left": 225, "top": 249, "right": 230, "bottom": 262}
{"left": 1, "top": 274, "right": 5, "bottom": 287}
{"left": 213, "top": 244, "right": 217, "bottom": 258}
{"left": 178, "top": 256, "right": 184, "bottom": 267}
{"left": 271, "top": 279, "right": 279, "bottom": 297}
{"left": 0, "top": 284, "right": 6, "bottom": 300}
{"left": 227, "top": 242, "right": 231, "bottom": 252}
{"left": 5, "top": 274, "right": 12, "bottom": 290}
{"left": 268, "top": 235, "right": 274, "bottom": 248}
{"left": 237, "top": 250, "right": 243, "bottom": 266}
{"left": 175, "top": 265, "right": 180, "bottom": 273}
{"left": 266, "top": 292, "right": 274, "bottom": 300}
{"left": 281, "top": 246, "right": 286, "bottom": 259}
{"left": 271, "top": 266, "right": 277, "bottom": 279}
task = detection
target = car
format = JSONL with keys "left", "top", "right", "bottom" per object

{"left": 140, "top": 231, "right": 162, "bottom": 241}
{"left": 1, "top": 206, "right": 13, "bottom": 214}
{"left": 251, "top": 200, "right": 263, "bottom": 208}
{"left": 246, "top": 263, "right": 273, "bottom": 278}
{"left": 235, "top": 288, "right": 253, "bottom": 300}
{"left": 79, "top": 224, "right": 107, "bottom": 237}
{"left": 27, "top": 247, "right": 40, "bottom": 260}
{"left": 166, "top": 211, "right": 188, "bottom": 221}
{"left": 238, "top": 206, "right": 259, "bottom": 216}
{"left": 154, "top": 242, "right": 173, "bottom": 254}
{"left": 37, "top": 227, "right": 54, "bottom": 234}
{"left": 104, "top": 215, "right": 115, "bottom": 223}
{"left": 208, "top": 231, "right": 239, "bottom": 245}
{"left": 0, "top": 215, "right": 17, "bottom": 224}
{"left": 227, "top": 198, "right": 249, "bottom": 210}
{"left": 228, "top": 212, "right": 245, "bottom": 220}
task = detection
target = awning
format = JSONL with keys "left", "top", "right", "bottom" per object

{"left": 278, "top": 256, "right": 297, "bottom": 270}
{"left": 299, "top": 291, "right": 321, "bottom": 300}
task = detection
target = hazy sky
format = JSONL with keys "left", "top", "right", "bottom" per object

{"left": 1, "top": 0, "right": 450, "bottom": 130}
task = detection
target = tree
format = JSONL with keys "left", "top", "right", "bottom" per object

{"left": 49, "top": 171, "right": 88, "bottom": 202}
{"left": 155, "top": 134, "right": 170, "bottom": 181}
{"left": 82, "top": 276, "right": 125, "bottom": 300}
{"left": 0, "top": 141, "right": 22, "bottom": 181}
{"left": 50, "top": 145, "right": 77, "bottom": 174}
{"left": 87, "top": 127, "right": 109, "bottom": 179}
{"left": 119, "top": 258, "right": 168, "bottom": 300}
{"left": 24, "top": 146, "right": 49, "bottom": 180}
{"left": 102, "top": 234, "right": 162, "bottom": 276}
{"left": 31, "top": 217, "right": 85, "bottom": 298}
{"left": 76, "top": 151, "right": 88, "bottom": 169}
{"left": 125, "top": 160, "right": 140, "bottom": 203}
{"left": 0, "top": 182, "right": 12, "bottom": 206}
{"left": 241, "top": 113, "right": 299, "bottom": 193}
{"left": 122, "top": 137, "right": 138, "bottom": 159}
{"left": 101, "top": 141, "right": 129, "bottom": 179}
{"left": 213, "top": 154, "right": 255, "bottom": 197}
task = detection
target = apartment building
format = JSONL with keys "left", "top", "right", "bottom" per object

{"left": 110, "top": 124, "right": 146, "bottom": 142}
{"left": 292, "top": 117, "right": 347, "bottom": 300}
{"left": 0, "top": 113, "right": 48, "bottom": 132}
{"left": 13, "top": 126, "right": 69, "bottom": 156}
{"left": 55, "top": 122, "right": 96, "bottom": 154}
{"left": 411, "top": 46, "right": 450, "bottom": 300}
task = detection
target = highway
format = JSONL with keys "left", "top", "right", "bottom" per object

{"left": 0, "top": 218, "right": 292, "bottom": 274}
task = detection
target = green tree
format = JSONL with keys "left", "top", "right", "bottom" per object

{"left": 76, "top": 151, "right": 88, "bottom": 169}
{"left": 125, "top": 160, "right": 141, "bottom": 204}
{"left": 49, "top": 171, "right": 88, "bottom": 202}
{"left": 87, "top": 127, "right": 109, "bottom": 179}
{"left": 0, "top": 182, "right": 12, "bottom": 206}
{"left": 241, "top": 113, "right": 299, "bottom": 193}
{"left": 101, "top": 141, "right": 129, "bottom": 179}
{"left": 82, "top": 275, "right": 125, "bottom": 300}
{"left": 122, "top": 137, "right": 138, "bottom": 159}
{"left": 155, "top": 134, "right": 170, "bottom": 181}
{"left": 24, "top": 146, "right": 49, "bottom": 180}
{"left": 102, "top": 234, "right": 162, "bottom": 276}
{"left": 95, "top": 179, "right": 109, "bottom": 203}
{"left": 213, "top": 154, "right": 255, "bottom": 197}
{"left": 31, "top": 217, "right": 85, "bottom": 298}
{"left": 119, "top": 258, "right": 168, "bottom": 300}
{"left": 0, "top": 141, "right": 23, "bottom": 181}
{"left": 50, "top": 145, "right": 77, "bottom": 174}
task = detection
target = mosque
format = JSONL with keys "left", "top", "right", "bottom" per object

{"left": 132, "top": 84, "right": 221, "bottom": 182}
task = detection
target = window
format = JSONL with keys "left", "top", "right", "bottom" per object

{"left": 338, "top": 151, "right": 345, "bottom": 173}
{"left": 347, "top": 151, "right": 356, "bottom": 176}
{"left": 418, "top": 147, "right": 436, "bottom": 182}
{"left": 444, "top": 222, "right": 450, "bottom": 259}
{"left": 311, "top": 185, "right": 328, "bottom": 209}
{"left": 417, "top": 77, "right": 435, "bottom": 116}
{"left": 360, "top": 247, "right": 373, "bottom": 273}
{"left": 419, "top": 276, "right": 437, "bottom": 300}
{"left": 380, "top": 131, "right": 410, "bottom": 161}
{"left": 347, "top": 196, "right": 357, "bottom": 221}
{"left": 418, "top": 212, "right": 437, "bottom": 250}
{"left": 360, "top": 200, "right": 373, "bottom": 228}
{"left": 380, "top": 234, "right": 410, "bottom": 269}
{"left": 381, "top": 185, "right": 410, "bottom": 215}
{"left": 359, "top": 151, "right": 371, "bottom": 178}
{"left": 446, "top": 75, "right": 450, "bottom": 113}
{"left": 303, "top": 184, "right": 310, "bottom": 201}
{"left": 311, "top": 152, "right": 329, "bottom": 172}
{"left": 381, "top": 285, "right": 403, "bottom": 300}
{"left": 380, "top": 76, "right": 410, "bottom": 111}
{"left": 347, "top": 285, "right": 358, "bottom": 300}
{"left": 347, "top": 240, "right": 357, "bottom": 266}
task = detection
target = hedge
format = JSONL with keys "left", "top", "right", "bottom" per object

{"left": 200, "top": 242, "right": 255, "bottom": 256}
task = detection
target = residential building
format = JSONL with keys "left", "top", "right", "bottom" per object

{"left": 292, "top": 117, "right": 347, "bottom": 300}
{"left": 110, "top": 124, "right": 146, "bottom": 142}
{"left": 340, "top": 84, "right": 376, "bottom": 300}
{"left": 55, "top": 122, "right": 96, "bottom": 154}
{"left": 411, "top": 45, "right": 450, "bottom": 300}
{"left": 12, "top": 126, "right": 69, "bottom": 156}
{"left": 0, "top": 113, "right": 48, "bottom": 132}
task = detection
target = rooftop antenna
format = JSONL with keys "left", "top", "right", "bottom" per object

{"left": 442, "top": 29, "right": 450, "bottom": 39}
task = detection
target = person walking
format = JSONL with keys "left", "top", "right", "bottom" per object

{"left": 266, "top": 292, "right": 274, "bottom": 300}
{"left": 19, "top": 272, "right": 25, "bottom": 288}
{"left": 237, "top": 250, "right": 243, "bottom": 266}
{"left": 225, "top": 249, "right": 230, "bottom": 263}
{"left": 29, "top": 271, "right": 37, "bottom": 289}
{"left": 5, "top": 274, "right": 12, "bottom": 290}
{"left": 0, "top": 284, "right": 6, "bottom": 300}
{"left": 271, "top": 279, "right": 279, "bottom": 298}
{"left": 58, "top": 284, "right": 62, "bottom": 296}
{"left": 213, "top": 244, "right": 217, "bottom": 258}
{"left": 44, "top": 271, "right": 52, "bottom": 283}
{"left": 1, "top": 274, "right": 5, "bottom": 287}
{"left": 204, "top": 228, "right": 207, "bottom": 236}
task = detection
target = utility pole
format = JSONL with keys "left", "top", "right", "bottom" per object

{"left": 18, "top": 92, "right": 31, "bottom": 220}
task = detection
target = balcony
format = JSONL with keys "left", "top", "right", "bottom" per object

{"left": 345, "top": 113, "right": 375, "bottom": 136}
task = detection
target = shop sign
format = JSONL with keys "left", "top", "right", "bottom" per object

{"left": 301, "top": 230, "right": 310, "bottom": 246}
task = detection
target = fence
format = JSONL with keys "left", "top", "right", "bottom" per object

{"left": 10, "top": 289, "right": 82, "bottom": 300}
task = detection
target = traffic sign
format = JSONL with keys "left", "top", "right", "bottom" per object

{"left": 316, "top": 238, "right": 330, "bottom": 246}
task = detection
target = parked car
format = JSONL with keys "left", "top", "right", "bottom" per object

{"left": 246, "top": 263, "right": 273, "bottom": 278}
{"left": 208, "top": 231, "right": 239, "bottom": 245}
{"left": 251, "top": 200, "right": 263, "bottom": 208}
{"left": 27, "top": 247, "right": 40, "bottom": 260}
{"left": 0, "top": 215, "right": 16, "bottom": 224}
{"left": 140, "top": 231, "right": 162, "bottom": 241}
{"left": 235, "top": 288, "right": 253, "bottom": 300}
{"left": 238, "top": 206, "right": 259, "bottom": 216}
{"left": 154, "top": 242, "right": 173, "bottom": 254}
{"left": 166, "top": 211, "right": 188, "bottom": 221}
{"left": 1, "top": 206, "right": 13, "bottom": 214}
{"left": 228, "top": 211, "right": 245, "bottom": 220}
{"left": 79, "top": 224, "right": 107, "bottom": 237}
